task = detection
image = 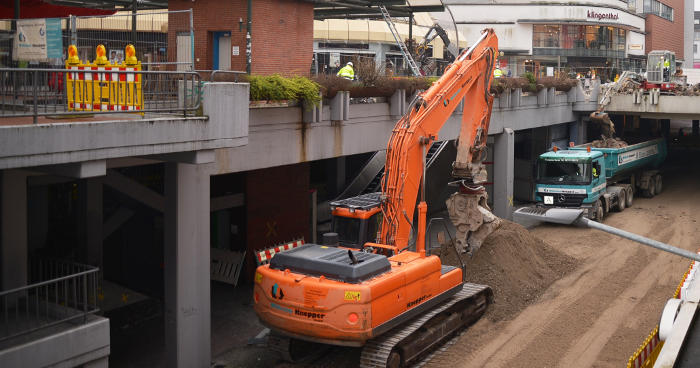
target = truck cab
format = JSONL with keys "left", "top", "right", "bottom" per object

{"left": 535, "top": 149, "right": 606, "bottom": 219}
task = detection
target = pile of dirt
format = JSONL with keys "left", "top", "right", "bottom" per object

{"left": 434, "top": 221, "right": 578, "bottom": 322}
{"left": 591, "top": 135, "right": 628, "bottom": 148}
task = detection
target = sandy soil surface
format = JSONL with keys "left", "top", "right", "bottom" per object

{"left": 426, "top": 158, "right": 698, "bottom": 368}
{"left": 218, "top": 149, "right": 700, "bottom": 368}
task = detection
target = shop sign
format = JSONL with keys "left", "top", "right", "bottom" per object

{"left": 587, "top": 10, "right": 619, "bottom": 21}
{"left": 629, "top": 44, "right": 643, "bottom": 50}
{"left": 13, "top": 18, "right": 63, "bottom": 61}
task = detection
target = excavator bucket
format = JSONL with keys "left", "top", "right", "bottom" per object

{"left": 446, "top": 184, "right": 501, "bottom": 254}
{"left": 589, "top": 111, "right": 616, "bottom": 138}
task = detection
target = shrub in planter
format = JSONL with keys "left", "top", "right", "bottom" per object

{"left": 248, "top": 74, "right": 321, "bottom": 109}
{"left": 537, "top": 76, "right": 578, "bottom": 92}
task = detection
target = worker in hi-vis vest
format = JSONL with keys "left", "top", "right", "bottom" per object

{"left": 337, "top": 62, "right": 355, "bottom": 80}
{"left": 663, "top": 58, "right": 670, "bottom": 80}
{"left": 493, "top": 65, "right": 503, "bottom": 78}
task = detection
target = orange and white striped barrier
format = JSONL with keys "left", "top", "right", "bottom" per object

{"left": 256, "top": 239, "right": 305, "bottom": 265}
{"left": 65, "top": 44, "right": 143, "bottom": 113}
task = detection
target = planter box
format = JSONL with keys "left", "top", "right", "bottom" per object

{"left": 249, "top": 100, "right": 299, "bottom": 108}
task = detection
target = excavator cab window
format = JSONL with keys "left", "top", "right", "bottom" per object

{"left": 331, "top": 210, "right": 383, "bottom": 249}
{"left": 366, "top": 212, "right": 382, "bottom": 244}
{"left": 333, "top": 217, "right": 361, "bottom": 247}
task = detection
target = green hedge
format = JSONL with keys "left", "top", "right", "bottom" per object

{"left": 247, "top": 74, "right": 321, "bottom": 109}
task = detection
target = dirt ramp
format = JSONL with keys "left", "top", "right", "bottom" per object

{"left": 436, "top": 221, "right": 578, "bottom": 321}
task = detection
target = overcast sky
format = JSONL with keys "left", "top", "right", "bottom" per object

{"left": 696, "top": 0, "right": 700, "bottom": 11}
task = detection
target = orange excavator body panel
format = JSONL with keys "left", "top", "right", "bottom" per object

{"left": 253, "top": 251, "right": 463, "bottom": 345}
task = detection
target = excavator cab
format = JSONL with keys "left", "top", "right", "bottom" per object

{"left": 329, "top": 193, "right": 383, "bottom": 249}
{"left": 644, "top": 50, "right": 676, "bottom": 90}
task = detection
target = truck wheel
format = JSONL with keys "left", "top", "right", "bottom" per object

{"left": 596, "top": 200, "right": 605, "bottom": 221}
{"left": 626, "top": 187, "right": 634, "bottom": 207}
{"left": 643, "top": 179, "right": 656, "bottom": 198}
{"left": 654, "top": 175, "right": 663, "bottom": 194}
{"left": 617, "top": 191, "right": 626, "bottom": 212}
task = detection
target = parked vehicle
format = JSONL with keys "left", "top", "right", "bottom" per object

{"left": 534, "top": 138, "right": 667, "bottom": 221}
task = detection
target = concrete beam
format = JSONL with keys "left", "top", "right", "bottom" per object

{"left": 210, "top": 193, "right": 245, "bottom": 212}
{"left": 0, "top": 83, "right": 249, "bottom": 170}
{"left": 103, "top": 170, "right": 165, "bottom": 212}
{"left": 164, "top": 162, "right": 211, "bottom": 368}
{"left": 493, "top": 128, "right": 514, "bottom": 220}
{"left": 102, "top": 207, "right": 135, "bottom": 241}
{"left": 0, "top": 315, "right": 110, "bottom": 368}
{"left": 1, "top": 170, "right": 27, "bottom": 291}
{"left": 146, "top": 150, "right": 216, "bottom": 165}
{"left": 35, "top": 160, "right": 106, "bottom": 179}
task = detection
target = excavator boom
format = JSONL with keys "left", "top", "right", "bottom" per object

{"left": 381, "top": 29, "right": 499, "bottom": 251}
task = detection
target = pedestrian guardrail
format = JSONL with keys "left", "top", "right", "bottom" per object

{"left": 0, "top": 67, "right": 201, "bottom": 124}
{"left": 0, "top": 259, "right": 99, "bottom": 342}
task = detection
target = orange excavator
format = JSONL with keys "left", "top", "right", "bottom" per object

{"left": 253, "top": 29, "right": 500, "bottom": 367}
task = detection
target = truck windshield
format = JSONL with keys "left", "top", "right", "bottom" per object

{"left": 537, "top": 160, "right": 591, "bottom": 184}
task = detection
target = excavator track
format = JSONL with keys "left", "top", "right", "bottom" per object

{"left": 359, "top": 283, "right": 493, "bottom": 368}
{"left": 268, "top": 330, "right": 328, "bottom": 363}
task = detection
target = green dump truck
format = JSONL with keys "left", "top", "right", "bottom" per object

{"left": 534, "top": 138, "right": 667, "bottom": 221}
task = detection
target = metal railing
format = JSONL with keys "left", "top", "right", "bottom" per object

{"left": 0, "top": 68, "right": 201, "bottom": 123}
{"left": 197, "top": 70, "right": 247, "bottom": 82}
{"left": 0, "top": 259, "right": 99, "bottom": 342}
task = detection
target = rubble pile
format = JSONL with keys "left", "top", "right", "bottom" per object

{"left": 672, "top": 83, "right": 700, "bottom": 96}
{"left": 591, "top": 136, "right": 628, "bottom": 148}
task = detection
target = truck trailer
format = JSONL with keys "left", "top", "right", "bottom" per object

{"left": 534, "top": 138, "right": 667, "bottom": 221}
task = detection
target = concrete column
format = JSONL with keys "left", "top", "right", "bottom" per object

{"left": 692, "top": 120, "right": 699, "bottom": 136}
{"left": 164, "top": 162, "right": 211, "bottom": 368}
{"left": 82, "top": 178, "right": 102, "bottom": 268}
{"left": 493, "top": 128, "right": 514, "bottom": 220}
{"left": 569, "top": 116, "right": 587, "bottom": 145}
{"left": 1, "top": 170, "right": 27, "bottom": 290}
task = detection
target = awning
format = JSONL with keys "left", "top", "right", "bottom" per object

{"left": 0, "top": 0, "right": 169, "bottom": 19}
{"left": 312, "top": 0, "right": 445, "bottom": 20}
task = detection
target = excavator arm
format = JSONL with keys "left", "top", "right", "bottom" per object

{"left": 380, "top": 29, "right": 500, "bottom": 252}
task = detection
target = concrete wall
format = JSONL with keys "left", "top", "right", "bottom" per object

{"left": 0, "top": 83, "right": 249, "bottom": 170}
{"left": 606, "top": 94, "right": 700, "bottom": 119}
{"left": 211, "top": 88, "right": 578, "bottom": 175}
{"left": 645, "top": 0, "right": 685, "bottom": 59}
{"left": 169, "top": 0, "right": 313, "bottom": 75}
{"left": 0, "top": 315, "right": 110, "bottom": 368}
{"left": 244, "top": 163, "right": 311, "bottom": 281}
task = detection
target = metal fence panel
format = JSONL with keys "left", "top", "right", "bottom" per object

{"left": 0, "top": 68, "right": 202, "bottom": 123}
{"left": 0, "top": 10, "right": 193, "bottom": 71}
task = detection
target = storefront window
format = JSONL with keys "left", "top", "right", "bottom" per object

{"left": 533, "top": 25, "right": 561, "bottom": 48}
{"left": 533, "top": 24, "right": 625, "bottom": 53}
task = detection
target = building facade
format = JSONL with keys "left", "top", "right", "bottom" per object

{"left": 168, "top": 0, "right": 313, "bottom": 75}
{"left": 694, "top": 11, "right": 700, "bottom": 68}
{"left": 312, "top": 14, "right": 465, "bottom": 76}
{"left": 437, "top": 0, "right": 687, "bottom": 80}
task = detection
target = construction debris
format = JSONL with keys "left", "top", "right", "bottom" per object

{"left": 590, "top": 135, "right": 628, "bottom": 148}
{"left": 589, "top": 111, "right": 616, "bottom": 138}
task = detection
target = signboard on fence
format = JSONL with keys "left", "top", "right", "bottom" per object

{"left": 14, "top": 18, "right": 63, "bottom": 61}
